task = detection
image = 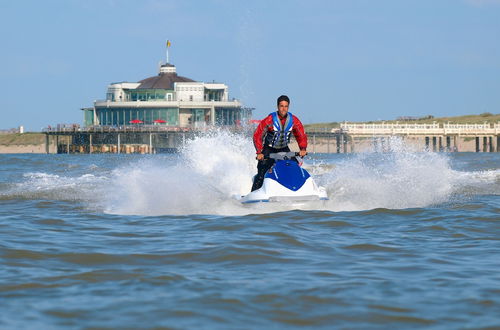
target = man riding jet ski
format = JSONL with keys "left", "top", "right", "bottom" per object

{"left": 242, "top": 95, "right": 328, "bottom": 203}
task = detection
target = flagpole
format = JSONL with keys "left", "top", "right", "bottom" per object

{"left": 166, "top": 42, "right": 169, "bottom": 64}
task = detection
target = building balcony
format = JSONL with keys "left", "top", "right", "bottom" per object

{"left": 94, "top": 99, "right": 242, "bottom": 109}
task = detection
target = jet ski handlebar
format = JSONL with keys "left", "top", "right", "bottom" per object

{"left": 268, "top": 152, "right": 301, "bottom": 160}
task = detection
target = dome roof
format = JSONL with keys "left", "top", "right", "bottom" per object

{"left": 136, "top": 72, "right": 195, "bottom": 90}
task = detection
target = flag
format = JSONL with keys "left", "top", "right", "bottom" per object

{"left": 167, "top": 40, "right": 171, "bottom": 48}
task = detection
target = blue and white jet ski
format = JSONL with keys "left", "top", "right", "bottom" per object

{"left": 241, "top": 152, "right": 328, "bottom": 203}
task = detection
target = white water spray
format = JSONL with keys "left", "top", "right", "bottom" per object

{"left": 103, "top": 133, "right": 495, "bottom": 215}
{"left": 6, "top": 132, "right": 499, "bottom": 216}
{"left": 104, "top": 130, "right": 257, "bottom": 215}
{"left": 320, "top": 147, "right": 456, "bottom": 211}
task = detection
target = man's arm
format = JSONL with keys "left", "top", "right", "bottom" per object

{"left": 253, "top": 116, "right": 271, "bottom": 156}
{"left": 292, "top": 115, "right": 308, "bottom": 156}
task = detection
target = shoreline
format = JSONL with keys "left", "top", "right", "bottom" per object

{"left": 0, "top": 145, "right": 49, "bottom": 154}
{"left": 0, "top": 136, "right": 489, "bottom": 154}
{"left": 0, "top": 131, "right": 497, "bottom": 154}
{"left": 0, "top": 133, "right": 56, "bottom": 154}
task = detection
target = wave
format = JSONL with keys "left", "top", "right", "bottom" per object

{"left": 1, "top": 171, "right": 109, "bottom": 203}
{"left": 2, "top": 131, "right": 499, "bottom": 215}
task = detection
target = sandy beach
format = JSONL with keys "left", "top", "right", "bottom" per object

{"left": 0, "top": 144, "right": 50, "bottom": 154}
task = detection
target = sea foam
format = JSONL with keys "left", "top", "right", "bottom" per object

{"left": 103, "top": 131, "right": 497, "bottom": 215}
{"left": 6, "top": 130, "right": 499, "bottom": 216}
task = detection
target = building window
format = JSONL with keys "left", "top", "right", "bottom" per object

{"left": 189, "top": 95, "right": 193, "bottom": 101}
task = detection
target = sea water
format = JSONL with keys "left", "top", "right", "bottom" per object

{"left": 1, "top": 131, "right": 499, "bottom": 329}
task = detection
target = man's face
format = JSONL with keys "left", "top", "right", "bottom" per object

{"left": 277, "top": 101, "right": 289, "bottom": 117}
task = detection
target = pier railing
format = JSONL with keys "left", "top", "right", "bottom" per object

{"left": 337, "top": 122, "right": 500, "bottom": 136}
{"left": 42, "top": 125, "right": 236, "bottom": 134}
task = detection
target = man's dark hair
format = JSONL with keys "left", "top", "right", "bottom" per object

{"left": 277, "top": 95, "right": 290, "bottom": 106}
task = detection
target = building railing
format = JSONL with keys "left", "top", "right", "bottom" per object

{"left": 93, "top": 99, "right": 242, "bottom": 108}
{"left": 42, "top": 124, "right": 250, "bottom": 134}
{"left": 44, "top": 125, "right": 194, "bottom": 133}
{"left": 43, "top": 122, "right": 500, "bottom": 135}
{"left": 337, "top": 122, "right": 500, "bottom": 135}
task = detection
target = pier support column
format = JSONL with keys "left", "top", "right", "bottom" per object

{"left": 446, "top": 136, "right": 451, "bottom": 152}
{"left": 432, "top": 136, "right": 437, "bottom": 152}
{"left": 343, "top": 135, "right": 348, "bottom": 153}
{"left": 483, "top": 136, "right": 488, "bottom": 152}
{"left": 66, "top": 136, "right": 70, "bottom": 154}
{"left": 327, "top": 134, "right": 330, "bottom": 153}
{"left": 89, "top": 134, "right": 93, "bottom": 154}
{"left": 45, "top": 134, "right": 50, "bottom": 154}
{"left": 425, "top": 136, "right": 430, "bottom": 151}
{"left": 149, "top": 133, "right": 153, "bottom": 154}
{"left": 117, "top": 133, "right": 121, "bottom": 154}
{"left": 475, "top": 137, "right": 480, "bottom": 152}
{"left": 350, "top": 136, "right": 355, "bottom": 153}
{"left": 336, "top": 135, "right": 341, "bottom": 153}
{"left": 488, "top": 136, "right": 494, "bottom": 152}
{"left": 497, "top": 136, "right": 500, "bottom": 152}
{"left": 438, "top": 136, "right": 443, "bottom": 152}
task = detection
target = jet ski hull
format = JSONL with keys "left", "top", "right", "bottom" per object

{"left": 241, "top": 157, "right": 328, "bottom": 204}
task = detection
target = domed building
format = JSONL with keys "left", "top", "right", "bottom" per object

{"left": 82, "top": 62, "right": 251, "bottom": 128}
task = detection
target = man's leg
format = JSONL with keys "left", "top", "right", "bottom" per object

{"left": 251, "top": 158, "right": 274, "bottom": 191}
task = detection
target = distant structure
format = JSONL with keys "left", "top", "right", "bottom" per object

{"left": 43, "top": 44, "right": 254, "bottom": 154}
{"left": 81, "top": 52, "right": 251, "bottom": 128}
{"left": 396, "top": 115, "right": 434, "bottom": 121}
{"left": 0, "top": 126, "right": 24, "bottom": 134}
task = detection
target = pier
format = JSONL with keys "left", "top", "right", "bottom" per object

{"left": 330, "top": 122, "right": 500, "bottom": 153}
{"left": 44, "top": 126, "right": 198, "bottom": 154}
{"left": 43, "top": 122, "right": 500, "bottom": 154}
{"left": 305, "top": 122, "right": 500, "bottom": 153}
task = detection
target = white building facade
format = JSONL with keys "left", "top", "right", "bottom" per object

{"left": 82, "top": 63, "right": 251, "bottom": 128}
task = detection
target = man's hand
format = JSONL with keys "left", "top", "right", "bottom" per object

{"left": 299, "top": 150, "right": 307, "bottom": 157}
{"left": 256, "top": 153, "right": 264, "bottom": 161}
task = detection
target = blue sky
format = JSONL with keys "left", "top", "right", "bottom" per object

{"left": 1, "top": 0, "right": 499, "bottom": 131}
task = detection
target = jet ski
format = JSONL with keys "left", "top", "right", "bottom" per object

{"left": 241, "top": 152, "right": 328, "bottom": 203}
